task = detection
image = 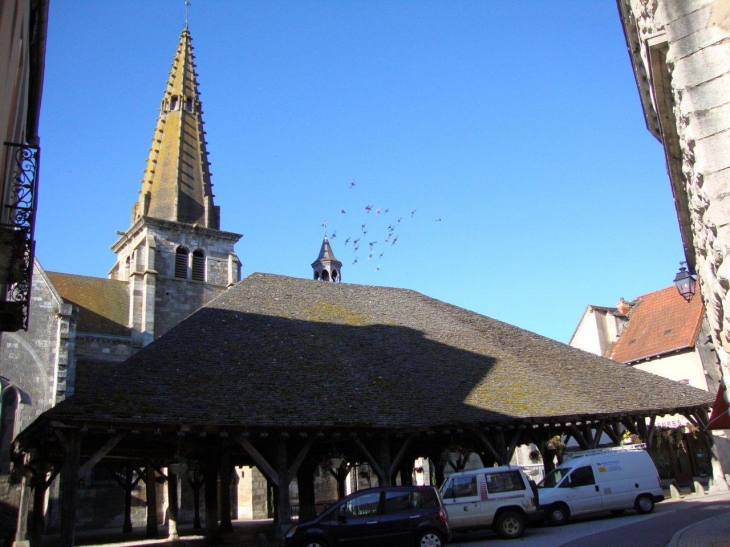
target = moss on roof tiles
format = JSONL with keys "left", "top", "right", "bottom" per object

{"left": 46, "top": 272, "right": 130, "bottom": 337}
{"left": 44, "top": 273, "right": 712, "bottom": 429}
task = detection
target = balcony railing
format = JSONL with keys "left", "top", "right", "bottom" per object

{"left": 0, "top": 142, "right": 40, "bottom": 331}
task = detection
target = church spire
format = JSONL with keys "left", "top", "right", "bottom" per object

{"left": 132, "top": 27, "right": 219, "bottom": 229}
{"left": 312, "top": 236, "right": 342, "bottom": 282}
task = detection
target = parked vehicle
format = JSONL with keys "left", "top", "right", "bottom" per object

{"left": 537, "top": 444, "right": 665, "bottom": 525}
{"left": 439, "top": 466, "right": 543, "bottom": 539}
{"left": 284, "top": 485, "right": 451, "bottom": 547}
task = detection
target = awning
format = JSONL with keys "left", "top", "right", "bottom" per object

{"left": 708, "top": 381, "right": 730, "bottom": 430}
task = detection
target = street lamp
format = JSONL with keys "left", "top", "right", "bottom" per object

{"left": 674, "top": 262, "right": 696, "bottom": 302}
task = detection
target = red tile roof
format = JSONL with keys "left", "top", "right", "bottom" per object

{"left": 606, "top": 285, "right": 704, "bottom": 364}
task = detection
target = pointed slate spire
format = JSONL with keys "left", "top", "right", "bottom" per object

{"left": 312, "top": 236, "right": 342, "bottom": 282}
{"left": 132, "top": 27, "right": 219, "bottom": 229}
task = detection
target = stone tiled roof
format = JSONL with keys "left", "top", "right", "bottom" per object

{"left": 46, "top": 272, "right": 130, "bottom": 337}
{"left": 607, "top": 286, "right": 704, "bottom": 364}
{"left": 44, "top": 273, "right": 712, "bottom": 429}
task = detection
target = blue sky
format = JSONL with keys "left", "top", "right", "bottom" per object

{"left": 36, "top": 1, "right": 683, "bottom": 343}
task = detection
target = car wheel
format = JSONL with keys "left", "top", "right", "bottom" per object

{"left": 610, "top": 509, "right": 626, "bottom": 516}
{"left": 303, "top": 539, "right": 328, "bottom": 547}
{"left": 416, "top": 530, "right": 443, "bottom": 547}
{"left": 494, "top": 510, "right": 526, "bottom": 539}
{"left": 635, "top": 494, "right": 655, "bottom": 514}
{"left": 548, "top": 503, "right": 570, "bottom": 526}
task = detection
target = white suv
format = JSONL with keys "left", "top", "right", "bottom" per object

{"left": 439, "top": 466, "right": 543, "bottom": 539}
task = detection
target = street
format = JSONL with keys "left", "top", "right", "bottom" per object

{"left": 448, "top": 492, "right": 730, "bottom": 547}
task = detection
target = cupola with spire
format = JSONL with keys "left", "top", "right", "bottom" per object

{"left": 312, "top": 236, "right": 342, "bottom": 282}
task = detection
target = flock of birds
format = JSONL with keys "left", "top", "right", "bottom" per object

{"left": 320, "top": 180, "right": 442, "bottom": 273}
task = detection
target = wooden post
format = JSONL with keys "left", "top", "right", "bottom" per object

{"left": 274, "top": 439, "right": 292, "bottom": 542}
{"left": 219, "top": 450, "right": 233, "bottom": 533}
{"left": 378, "top": 434, "right": 392, "bottom": 486}
{"left": 167, "top": 470, "right": 179, "bottom": 540}
{"left": 123, "top": 466, "right": 134, "bottom": 533}
{"left": 204, "top": 447, "right": 223, "bottom": 545}
{"left": 59, "top": 430, "right": 80, "bottom": 547}
{"left": 296, "top": 458, "right": 317, "bottom": 522}
{"left": 30, "top": 463, "right": 50, "bottom": 547}
{"left": 188, "top": 469, "right": 204, "bottom": 530}
{"left": 145, "top": 465, "right": 159, "bottom": 538}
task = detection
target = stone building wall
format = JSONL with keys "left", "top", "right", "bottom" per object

{"left": 618, "top": 0, "right": 730, "bottom": 370}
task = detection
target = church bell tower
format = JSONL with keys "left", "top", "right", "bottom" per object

{"left": 312, "top": 236, "right": 342, "bottom": 282}
{"left": 109, "top": 26, "right": 242, "bottom": 347}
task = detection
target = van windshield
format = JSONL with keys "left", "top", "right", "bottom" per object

{"left": 538, "top": 467, "right": 570, "bottom": 488}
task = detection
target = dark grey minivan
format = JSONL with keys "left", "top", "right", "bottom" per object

{"left": 284, "top": 485, "right": 451, "bottom": 547}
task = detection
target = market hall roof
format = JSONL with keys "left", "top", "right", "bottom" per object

{"left": 33, "top": 273, "right": 712, "bottom": 431}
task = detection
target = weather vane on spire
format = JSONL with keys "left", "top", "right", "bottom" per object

{"left": 184, "top": 0, "right": 191, "bottom": 27}
{"left": 322, "top": 220, "right": 329, "bottom": 237}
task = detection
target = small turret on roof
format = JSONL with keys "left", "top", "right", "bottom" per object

{"left": 311, "top": 236, "right": 342, "bottom": 282}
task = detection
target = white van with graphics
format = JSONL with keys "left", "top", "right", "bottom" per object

{"left": 439, "top": 466, "right": 543, "bottom": 539}
{"left": 537, "top": 445, "right": 665, "bottom": 525}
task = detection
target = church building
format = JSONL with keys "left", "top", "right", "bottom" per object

{"left": 0, "top": 26, "right": 243, "bottom": 538}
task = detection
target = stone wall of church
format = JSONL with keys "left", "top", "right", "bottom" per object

{"left": 621, "top": 0, "right": 730, "bottom": 371}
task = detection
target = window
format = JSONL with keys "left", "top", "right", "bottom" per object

{"left": 344, "top": 492, "right": 380, "bottom": 517}
{"left": 384, "top": 491, "right": 419, "bottom": 514}
{"left": 322, "top": 271, "right": 330, "bottom": 281}
{"left": 485, "top": 471, "right": 525, "bottom": 494}
{"left": 444, "top": 475, "right": 478, "bottom": 499}
{"left": 569, "top": 466, "right": 595, "bottom": 487}
{"left": 170, "top": 96, "right": 179, "bottom": 111}
{"left": 175, "top": 247, "right": 189, "bottom": 278}
{"left": 185, "top": 97, "right": 193, "bottom": 112}
{"left": 192, "top": 250, "right": 205, "bottom": 281}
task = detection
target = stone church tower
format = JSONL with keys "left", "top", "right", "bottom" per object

{"left": 108, "top": 27, "right": 242, "bottom": 346}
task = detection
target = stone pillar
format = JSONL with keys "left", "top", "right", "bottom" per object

{"left": 145, "top": 465, "right": 159, "bottom": 538}
{"left": 167, "top": 470, "right": 179, "bottom": 540}
{"left": 59, "top": 431, "right": 80, "bottom": 547}
{"left": 13, "top": 474, "right": 31, "bottom": 547}
{"left": 30, "top": 465, "right": 49, "bottom": 547}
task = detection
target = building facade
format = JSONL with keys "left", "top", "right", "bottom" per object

{"left": 570, "top": 286, "right": 729, "bottom": 487}
{"left": 617, "top": 0, "right": 730, "bottom": 378}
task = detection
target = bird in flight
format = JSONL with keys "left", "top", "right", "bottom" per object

{"left": 354, "top": 245, "right": 360, "bottom": 252}
{"left": 341, "top": 209, "right": 346, "bottom": 214}
{"left": 435, "top": 217, "right": 441, "bottom": 222}
{"left": 391, "top": 236, "right": 399, "bottom": 245}
{"left": 354, "top": 238, "right": 361, "bottom": 245}
{"left": 331, "top": 231, "right": 337, "bottom": 238}
{"left": 375, "top": 208, "right": 381, "bottom": 216}
{"left": 411, "top": 209, "right": 417, "bottom": 217}
{"left": 397, "top": 217, "right": 403, "bottom": 224}
{"left": 345, "top": 237, "right": 351, "bottom": 245}
{"left": 361, "top": 223, "right": 367, "bottom": 231}
{"left": 365, "top": 205, "right": 373, "bottom": 213}
{"left": 349, "top": 180, "right": 356, "bottom": 189}
{"left": 375, "top": 266, "right": 380, "bottom": 272}
{"left": 352, "top": 257, "right": 358, "bottom": 264}
{"left": 379, "top": 252, "right": 384, "bottom": 259}
{"left": 384, "top": 208, "right": 390, "bottom": 214}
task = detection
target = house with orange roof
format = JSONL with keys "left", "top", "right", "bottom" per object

{"left": 570, "top": 285, "right": 730, "bottom": 488}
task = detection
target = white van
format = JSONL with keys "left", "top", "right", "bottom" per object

{"left": 537, "top": 445, "right": 665, "bottom": 525}
{"left": 439, "top": 466, "right": 543, "bottom": 539}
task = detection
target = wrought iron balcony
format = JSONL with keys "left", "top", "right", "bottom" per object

{"left": 0, "top": 142, "right": 40, "bottom": 331}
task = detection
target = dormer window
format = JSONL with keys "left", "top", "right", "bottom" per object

{"left": 175, "top": 246, "right": 189, "bottom": 278}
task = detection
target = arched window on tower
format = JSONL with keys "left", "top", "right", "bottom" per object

{"left": 170, "top": 96, "right": 179, "bottom": 111}
{"left": 175, "top": 247, "right": 189, "bottom": 279}
{"left": 314, "top": 271, "right": 320, "bottom": 280}
{"left": 192, "top": 250, "right": 205, "bottom": 282}
{"left": 332, "top": 270, "right": 339, "bottom": 283}
{"left": 185, "top": 97, "right": 193, "bottom": 112}
{"left": 0, "top": 388, "right": 19, "bottom": 474}
{"left": 322, "top": 271, "right": 330, "bottom": 281}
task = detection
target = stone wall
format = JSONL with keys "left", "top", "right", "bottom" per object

{"left": 619, "top": 0, "right": 730, "bottom": 370}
